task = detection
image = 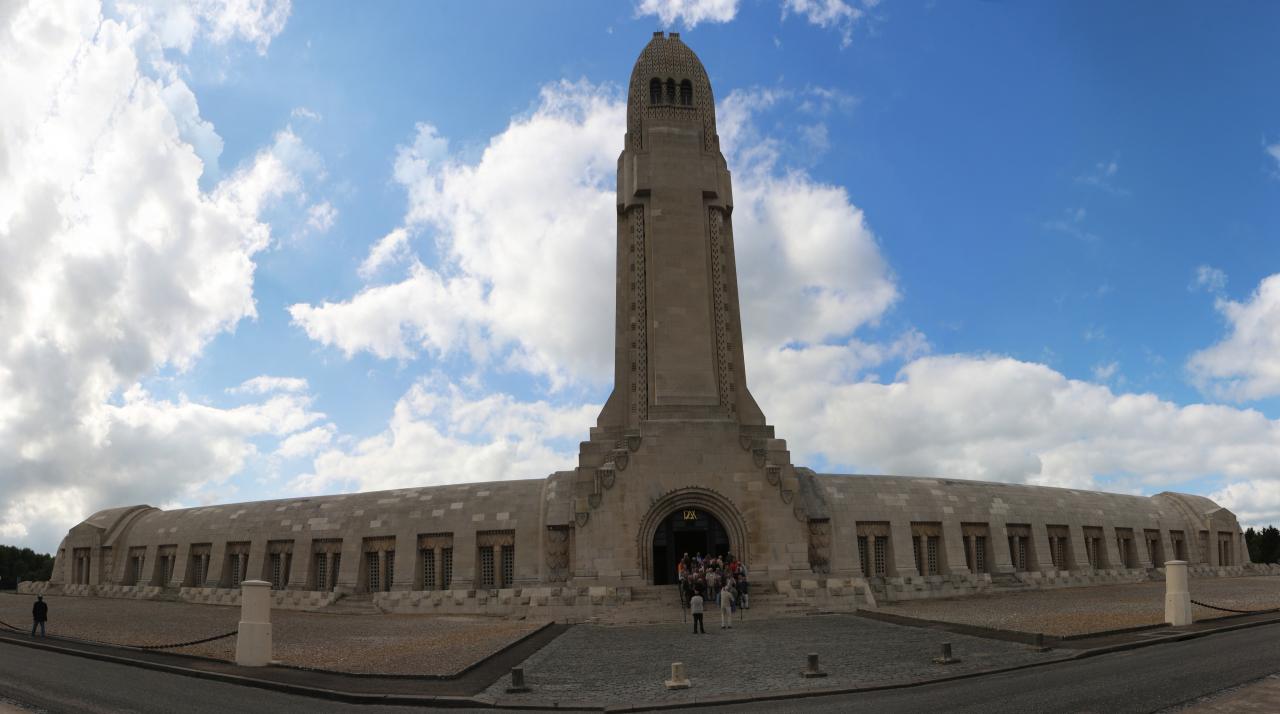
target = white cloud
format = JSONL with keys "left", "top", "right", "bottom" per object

{"left": 756, "top": 354, "right": 1280, "bottom": 500}
{"left": 292, "top": 81, "right": 899, "bottom": 390}
{"left": 275, "top": 423, "right": 335, "bottom": 459}
{"left": 293, "top": 379, "right": 596, "bottom": 495}
{"left": 635, "top": 0, "right": 739, "bottom": 27}
{"left": 291, "top": 106, "right": 321, "bottom": 121}
{"left": 357, "top": 227, "right": 412, "bottom": 279}
{"left": 229, "top": 375, "right": 309, "bottom": 394}
{"left": 1092, "top": 361, "right": 1119, "bottom": 382}
{"left": 1076, "top": 158, "right": 1128, "bottom": 196}
{"left": 1191, "top": 265, "right": 1227, "bottom": 294}
{"left": 1267, "top": 143, "right": 1280, "bottom": 169}
{"left": 0, "top": 0, "right": 315, "bottom": 551}
{"left": 305, "top": 200, "right": 337, "bottom": 234}
{"left": 1188, "top": 273, "right": 1280, "bottom": 401}
{"left": 112, "top": 0, "right": 292, "bottom": 55}
{"left": 783, "top": 0, "right": 865, "bottom": 47}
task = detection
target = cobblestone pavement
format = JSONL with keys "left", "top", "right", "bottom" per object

{"left": 0, "top": 593, "right": 543, "bottom": 675}
{"left": 481, "top": 614, "right": 1065, "bottom": 706}
{"left": 880, "top": 575, "right": 1280, "bottom": 636}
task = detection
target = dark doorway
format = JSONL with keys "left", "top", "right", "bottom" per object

{"left": 651, "top": 508, "right": 730, "bottom": 585}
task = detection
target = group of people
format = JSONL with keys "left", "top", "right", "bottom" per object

{"left": 678, "top": 552, "right": 748, "bottom": 633}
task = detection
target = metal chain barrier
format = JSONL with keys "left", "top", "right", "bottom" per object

{"left": 0, "top": 616, "right": 237, "bottom": 650}
{"left": 1190, "top": 599, "right": 1280, "bottom": 615}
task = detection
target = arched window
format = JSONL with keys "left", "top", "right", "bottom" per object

{"left": 650, "top": 78, "right": 662, "bottom": 104}
{"left": 679, "top": 80, "right": 693, "bottom": 106}
{"left": 665, "top": 78, "right": 676, "bottom": 104}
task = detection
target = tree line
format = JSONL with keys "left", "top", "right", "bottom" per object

{"left": 1244, "top": 526, "right": 1280, "bottom": 564}
{"left": 0, "top": 545, "right": 55, "bottom": 589}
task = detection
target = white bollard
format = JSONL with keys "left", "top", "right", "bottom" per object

{"left": 1164, "top": 560, "right": 1192, "bottom": 626}
{"left": 235, "top": 580, "right": 273, "bottom": 666}
{"left": 664, "top": 661, "right": 691, "bottom": 689}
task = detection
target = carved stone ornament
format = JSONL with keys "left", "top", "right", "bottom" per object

{"left": 599, "top": 467, "right": 616, "bottom": 490}
{"left": 575, "top": 511, "right": 590, "bottom": 528}
{"left": 613, "top": 449, "right": 629, "bottom": 471}
{"left": 545, "top": 528, "right": 571, "bottom": 583}
{"left": 793, "top": 504, "right": 808, "bottom": 523}
{"left": 626, "top": 433, "right": 643, "bottom": 452}
{"left": 765, "top": 464, "right": 781, "bottom": 486}
{"left": 739, "top": 435, "right": 754, "bottom": 451}
{"left": 588, "top": 492, "right": 602, "bottom": 509}
{"left": 753, "top": 448, "right": 767, "bottom": 468}
{"left": 780, "top": 489, "right": 794, "bottom": 504}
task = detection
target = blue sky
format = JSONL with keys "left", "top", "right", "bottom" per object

{"left": 3, "top": 0, "right": 1279, "bottom": 553}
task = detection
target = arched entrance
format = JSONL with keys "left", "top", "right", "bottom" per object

{"left": 651, "top": 508, "right": 731, "bottom": 585}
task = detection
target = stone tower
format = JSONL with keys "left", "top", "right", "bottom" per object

{"left": 568, "top": 33, "right": 814, "bottom": 585}
{"left": 596, "top": 31, "right": 765, "bottom": 429}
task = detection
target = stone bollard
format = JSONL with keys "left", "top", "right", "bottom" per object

{"left": 235, "top": 580, "right": 272, "bottom": 667}
{"left": 801, "top": 652, "right": 828, "bottom": 678}
{"left": 506, "top": 666, "right": 530, "bottom": 693}
{"left": 664, "top": 661, "right": 691, "bottom": 690}
{"left": 1033, "top": 633, "right": 1051, "bottom": 652}
{"left": 1164, "top": 560, "right": 1193, "bottom": 626}
{"left": 933, "top": 642, "right": 960, "bottom": 664}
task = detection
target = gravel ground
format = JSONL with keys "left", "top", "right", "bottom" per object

{"left": 481, "top": 614, "right": 1065, "bottom": 706}
{"left": 0, "top": 593, "right": 543, "bottom": 675}
{"left": 880, "top": 576, "right": 1280, "bottom": 636}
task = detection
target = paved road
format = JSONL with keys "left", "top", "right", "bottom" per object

{"left": 702, "top": 624, "right": 1280, "bottom": 714}
{"left": 0, "top": 623, "right": 1276, "bottom": 713}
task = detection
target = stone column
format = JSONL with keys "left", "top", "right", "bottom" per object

{"left": 235, "top": 580, "right": 272, "bottom": 667}
{"left": 889, "top": 520, "right": 918, "bottom": 578}
{"left": 1103, "top": 527, "right": 1125, "bottom": 571}
{"left": 1030, "top": 524, "right": 1054, "bottom": 573}
{"left": 451, "top": 530, "right": 476, "bottom": 590}
{"left": 393, "top": 535, "right": 415, "bottom": 591}
{"left": 1164, "top": 561, "right": 1192, "bottom": 626}
{"left": 989, "top": 521, "right": 1015, "bottom": 574}
{"left": 1068, "top": 525, "right": 1092, "bottom": 571}
{"left": 287, "top": 538, "right": 312, "bottom": 590}
{"left": 492, "top": 544, "right": 503, "bottom": 588}
{"left": 324, "top": 553, "right": 335, "bottom": 591}
{"left": 335, "top": 540, "right": 360, "bottom": 593}
{"left": 942, "top": 521, "right": 970, "bottom": 576}
{"left": 170, "top": 544, "right": 191, "bottom": 589}
{"left": 205, "top": 543, "right": 227, "bottom": 587}
{"left": 1135, "top": 529, "right": 1154, "bottom": 569}
{"left": 432, "top": 546, "right": 442, "bottom": 590}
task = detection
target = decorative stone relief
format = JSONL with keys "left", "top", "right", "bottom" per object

{"left": 708, "top": 208, "right": 736, "bottom": 419}
{"left": 808, "top": 519, "right": 832, "bottom": 575}
{"left": 545, "top": 527, "right": 571, "bottom": 583}
{"left": 629, "top": 207, "right": 648, "bottom": 423}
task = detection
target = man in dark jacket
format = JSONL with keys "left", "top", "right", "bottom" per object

{"left": 31, "top": 595, "right": 47, "bottom": 637}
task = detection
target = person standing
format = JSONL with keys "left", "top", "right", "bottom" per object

{"left": 719, "top": 579, "right": 736, "bottom": 629}
{"left": 31, "top": 595, "right": 48, "bottom": 638}
{"left": 690, "top": 589, "right": 705, "bottom": 634}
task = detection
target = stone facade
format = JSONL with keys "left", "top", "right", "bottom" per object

{"left": 34, "top": 33, "right": 1257, "bottom": 613}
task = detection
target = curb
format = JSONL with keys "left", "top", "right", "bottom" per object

{"left": 4, "top": 613, "right": 1279, "bottom": 711}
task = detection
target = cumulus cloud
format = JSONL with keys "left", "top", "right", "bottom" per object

{"left": 275, "top": 423, "right": 336, "bottom": 460}
{"left": 292, "top": 81, "right": 898, "bottom": 390}
{"left": 357, "top": 227, "right": 412, "bottom": 279}
{"left": 112, "top": 0, "right": 292, "bottom": 55}
{"left": 754, "top": 354, "right": 1280, "bottom": 495}
{"left": 1188, "top": 273, "right": 1280, "bottom": 401}
{"left": 229, "top": 376, "right": 310, "bottom": 395}
{"left": 783, "top": 0, "right": 865, "bottom": 47}
{"left": 292, "top": 379, "right": 596, "bottom": 495}
{"left": 1191, "top": 265, "right": 1227, "bottom": 294}
{"left": 305, "top": 201, "right": 337, "bottom": 234}
{"left": 635, "top": 0, "right": 739, "bottom": 27}
{"left": 0, "top": 1, "right": 315, "bottom": 550}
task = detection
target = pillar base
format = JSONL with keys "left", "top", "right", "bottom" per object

{"left": 235, "top": 621, "right": 272, "bottom": 666}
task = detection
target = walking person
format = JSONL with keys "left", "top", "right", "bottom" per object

{"left": 31, "top": 595, "right": 47, "bottom": 638}
{"left": 690, "top": 589, "right": 706, "bottom": 634}
{"left": 719, "top": 579, "right": 736, "bottom": 629}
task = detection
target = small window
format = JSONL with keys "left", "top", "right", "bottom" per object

{"left": 650, "top": 77, "right": 662, "bottom": 104}
{"left": 679, "top": 79, "right": 693, "bottom": 106}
